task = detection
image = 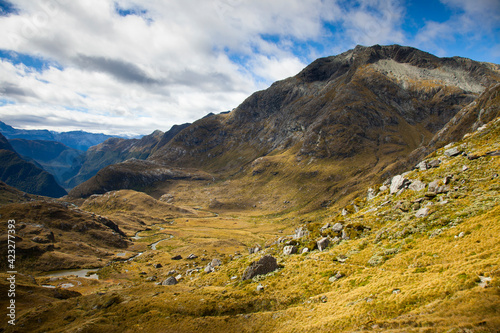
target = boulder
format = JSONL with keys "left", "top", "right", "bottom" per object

{"left": 331, "top": 223, "right": 344, "bottom": 233}
{"left": 390, "top": 175, "right": 410, "bottom": 194}
{"left": 427, "top": 159, "right": 441, "bottom": 168}
{"left": 294, "top": 227, "right": 308, "bottom": 239}
{"left": 154, "top": 263, "right": 162, "bottom": 269}
{"left": 409, "top": 180, "right": 426, "bottom": 192}
{"left": 317, "top": 237, "right": 330, "bottom": 251}
{"left": 415, "top": 207, "right": 430, "bottom": 218}
{"left": 186, "top": 254, "right": 197, "bottom": 260}
{"left": 211, "top": 258, "right": 222, "bottom": 267}
{"left": 161, "top": 276, "right": 178, "bottom": 285}
{"left": 204, "top": 265, "right": 214, "bottom": 274}
{"left": 171, "top": 255, "right": 182, "bottom": 260}
{"left": 416, "top": 161, "right": 428, "bottom": 171}
{"left": 283, "top": 245, "right": 298, "bottom": 255}
{"left": 241, "top": 255, "right": 279, "bottom": 281}
{"left": 428, "top": 180, "right": 440, "bottom": 193}
{"left": 444, "top": 147, "right": 462, "bottom": 157}
{"left": 367, "top": 188, "right": 377, "bottom": 200}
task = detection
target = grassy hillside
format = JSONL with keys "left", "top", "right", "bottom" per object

{"left": 2, "top": 116, "right": 498, "bottom": 333}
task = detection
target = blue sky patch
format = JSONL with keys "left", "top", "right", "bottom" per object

{"left": 0, "top": 50, "right": 62, "bottom": 71}
{"left": 0, "top": 0, "right": 18, "bottom": 16}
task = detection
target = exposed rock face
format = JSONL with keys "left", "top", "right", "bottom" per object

{"left": 242, "top": 255, "right": 279, "bottom": 280}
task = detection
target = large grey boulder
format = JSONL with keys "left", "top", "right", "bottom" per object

{"left": 390, "top": 175, "right": 410, "bottom": 194}
{"left": 162, "top": 276, "right": 178, "bottom": 285}
{"left": 242, "top": 255, "right": 279, "bottom": 281}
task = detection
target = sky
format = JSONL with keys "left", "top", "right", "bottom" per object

{"left": 0, "top": 0, "right": 499, "bottom": 137}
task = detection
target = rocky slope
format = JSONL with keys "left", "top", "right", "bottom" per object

{"left": 71, "top": 45, "right": 500, "bottom": 210}
{"left": 0, "top": 133, "right": 67, "bottom": 197}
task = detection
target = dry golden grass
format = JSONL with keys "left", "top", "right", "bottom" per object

{"left": 2, "top": 118, "right": 499, "bottom": 333}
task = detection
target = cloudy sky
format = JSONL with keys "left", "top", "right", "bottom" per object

{"left": 0, "top": 0, "right": 499, "bottom": 136}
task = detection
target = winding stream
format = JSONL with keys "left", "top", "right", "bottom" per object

{"left": 41, "top": 225, "right": 174, "bottom": 281}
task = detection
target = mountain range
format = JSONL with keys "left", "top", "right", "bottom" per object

{"left": 0, "top": 121, "right": 119, "bottom": 151}
{"left": 0, "top": 44, "right": 499, "bottom": 332}
{"left": 69, "top": 45, "right": 500, "bottom": 211}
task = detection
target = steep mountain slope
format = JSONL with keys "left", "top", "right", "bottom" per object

{"left": 9, "top": 138, "right": 85, "bottom": 188}
{"left": 71, "top": 45, "right": 500, "bottom": 209}
{"left": 0, "top": 121, "right": 116, "bottom": 151}
{"left": 0, "top": 133, "right": 67, "bottom": 197}
{"left": 66, "top": 129, "right": 165, "bottom": 188}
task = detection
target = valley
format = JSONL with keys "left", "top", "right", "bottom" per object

{"left": 0, "top": 45, "right": 499, "bottom": 332}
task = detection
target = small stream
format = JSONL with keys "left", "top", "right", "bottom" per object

{"left": 41, "top": 225, "right": 173, "bottom": 282}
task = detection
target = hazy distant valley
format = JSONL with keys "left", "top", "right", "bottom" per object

{"left": 1, "top": 45, "right": 500, "bottom": 332}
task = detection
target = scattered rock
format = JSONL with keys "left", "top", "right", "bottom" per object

{"left": 294, "top": 227, "right": 308, "bottom": 239}
{"left": 204, "top": 265, "right": 214, "bottom": 274}
{"left": 462, "top": 165, "right": 469, "bottom": 172}
{"left": 256, "top": 284, "right": 264, "bottom": 292}
{"left": 331, "top": 223, "right": 344, "bottom": 233}
{"left": 415, "top": 207, "right": 430, "bottom": 218}
{"left": 409, "top": 180, "right": 426, "bottom": 192}
{"left": 186, "top": 254, "right": 198, "bottom": 260}
{"left": 161, "top": 276, "right": 178, "bottom": 286}
{"left": 428, "top": 180, "right": 440, "bottom": 193}
{"left": 301, "top": 248, "right": 309, "bottom": 254}
{"left": 367, "top": 188, "right": 377, "bottom": 200}
{"left": 416, "top": 161, "right": 428, "bottom": 171}
{"left": 427, "top": 159, "right": 441, "bottom": 168}
{"left": 283, "top": 245, "right": 298, "bottom": 255}
{"left": 317, "top": 237, "right": 330, "bottom": 251}
{"left": 171, "top": 255, "right": 182, "bottom": 260}
{"left": 146, "top": 276, "right": 157, "bottom": 282}
{"left": 341, "top": 208, "right": 348, "bottom": 216}
{"left": 154, "top": 263, "right": 162, "bottom": 269}
{"left": 175, "top": 274, "right": 182, "bottom": 280}
{"left": 242, "top": 255, "right": 279, "bottom": 281}
{"left": 478, "top": 276, "right": 492, "bottom": 288}
{"left": 328, "top": 272, "right": 344, "bottom": 283}
{"left": 392, "top": 289, "right": 401, "bottom": 294}
{"left": 454, "top": 232, "right": 465, "bottom": 238}
{"left": 444, "top": 147, "right": 462, "bottom": 157}
{"left": 390, "top": 175, "right": 410, "bottom": 194}
{"left": 341, "top": 230, "right": 350, "bottom": 240}
{"left": 211, "top": 258, "right": 222, "bottom": 267}
{"left": 167, "top": 270, "right": 177, "bottom": 275}
{"left": 320, "top": 223, "right": 331, "bottom": 233}
{"left": 320, "top": 295, "right": 328, "bottom": 303}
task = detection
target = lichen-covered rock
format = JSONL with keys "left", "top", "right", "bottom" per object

{"left": 390, "top": 175, "right": 410, "bottom": 194}
{"left": 242, "top": 255, "right": 279, "bottom": 281}
{"left": 161, "top": 276, "right": 178, "bottom": 285}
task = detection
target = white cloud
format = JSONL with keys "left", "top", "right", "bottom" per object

{"left": 2, "top": 0, "right": 493, "bottom": 137}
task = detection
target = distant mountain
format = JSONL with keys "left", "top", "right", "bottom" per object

{"left": 9, "top": 139, "right": 85, "bottom": 189}
{"left": 70, "top": 45, "right": 500, "bottom": 210}
{"left": 66, "top": 125, "right": 190, "bottom": 188}
{"left": 0, "top": 133, "right": 67, "bottom": 197}
{"left": 0, "top": 121, "right": 118, "bottom": 151}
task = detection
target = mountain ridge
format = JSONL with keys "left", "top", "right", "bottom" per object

{"left": 70, "top": 45, "right": 500, "bottom": 209}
